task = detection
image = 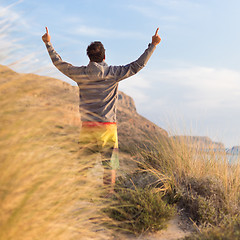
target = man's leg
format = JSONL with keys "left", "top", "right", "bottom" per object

{"left": 101, "top": 148, "right": 115, "bottom": 193}
{"left": 101, "top": 143, "right": 119, "bottom": 195}
{"left": 100, "top": 123, "right": 119, "bottom": 195}
{"left": 103, "top": 169, "right": 116, "bottom": 193}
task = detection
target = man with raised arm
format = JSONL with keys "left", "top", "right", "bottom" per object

{"left": 42, "top": 27, "right": 161, "bottom": 195}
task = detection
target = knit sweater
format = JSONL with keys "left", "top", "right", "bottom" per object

{"left": 45, "top": 42, "right": 156, "bottom": 122}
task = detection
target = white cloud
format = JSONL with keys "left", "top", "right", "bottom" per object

{"left": 0, "top": 2, "right": 56, "bottom": 81}
{"left": 128, "top": 0, "right": 202, "bottom": 22}
{"left": 0, "top": 1, "right": 30, "bottom": 63}
{"left": 127, "top": 65, "right": 240, "bottom": 147}
{"left": 118, "top": 65, "right": 240, "bottom": 114}
{"left": 0, "top": 1, "right": 28, "bottom": 29}
{"left": 128, "top": 4, "right": 179, "bottom": 22}
{"left": 119, "top": 75, "right": 151, "bottom": 104}
{"left": 154, "top": 66, "right": 240, "bottom": 109}
{"left": 121, "top": 74, "right": 151, "bottom": 89}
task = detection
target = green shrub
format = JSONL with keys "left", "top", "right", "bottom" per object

{"left": 105, "top": 187, "right": 176, "bottom": 234}
{"left": 178, "top": 177, "right": 230, "bottom": 226}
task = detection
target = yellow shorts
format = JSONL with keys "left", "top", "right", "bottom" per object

{"left": 79, "top": 122, "right": 119, "bottom": 170}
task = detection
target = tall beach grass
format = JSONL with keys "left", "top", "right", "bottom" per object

{"left": 1, "top": 67, "right": 239, "bottom": 239}
{"left": 109, "top": 131, "right": 240, "bottom": 237}
{"left": 0, "top": 68, "right": 115, "bottom": 240}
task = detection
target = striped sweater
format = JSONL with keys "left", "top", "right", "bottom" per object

{"left": 45, "top": 42, "right": 156, "bottom": 123}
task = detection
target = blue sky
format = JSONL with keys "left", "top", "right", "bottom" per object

{"left": 1, "top": 0, "right": 240, "bottom": 148}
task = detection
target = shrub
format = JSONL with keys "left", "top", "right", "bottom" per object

{"left": 105, "top": 186, "right": 176, "bottom": 234}
{"left": 178, "top": 176, "right": 230, "bottom": 226}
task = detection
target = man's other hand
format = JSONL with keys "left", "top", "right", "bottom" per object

{"left": 152, "top": 28, "right": 161, "bottom": 46}
{"left": 42, "top": 27, "right": 51, "bottom": 43}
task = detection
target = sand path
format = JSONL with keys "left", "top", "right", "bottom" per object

{"left": 118, "top": 215, "right": 192, "bottom": 240}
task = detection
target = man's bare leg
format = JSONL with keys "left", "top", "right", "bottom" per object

{"left": 103, "top": 169, "right": 116, "bottom": 195}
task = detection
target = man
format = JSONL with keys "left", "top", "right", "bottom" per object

{"left": 42, "top": 27, "right": 161, "bottom": 194}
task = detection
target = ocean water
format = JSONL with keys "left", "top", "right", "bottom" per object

{"left": 195, "top": 150, "right": 239, "bottom": 165}
{"left": 227, "top": 154, "right": 240, "bottom": 164}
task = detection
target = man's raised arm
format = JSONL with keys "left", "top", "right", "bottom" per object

{"left": 42, "top": 27, "right": 76, "bottom": 77}
{"left": 110, "top": 28, "right": 161, "bottom": 82}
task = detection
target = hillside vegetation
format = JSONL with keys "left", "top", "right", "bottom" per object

{"left": 0, "top": 65, "right": 110, "bottom": 239}
{"left": 0, "top": 65, "right": 168, "bottom": 239}
{"left": 1, "top": 65, "right": 240, "bottom": 240}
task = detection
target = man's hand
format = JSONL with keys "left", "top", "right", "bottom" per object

{"left": 42, "top": 27, "right": 51, "bottom": 43}
{"left": 152, "top": 28, "right": 161, "bottom": 46}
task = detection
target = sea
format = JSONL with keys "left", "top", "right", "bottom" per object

{"left": 226, "top": 147, "right": 240, "bottom": 164}
{"left": 227, "top": 154, "right": 240, "bottom": 164}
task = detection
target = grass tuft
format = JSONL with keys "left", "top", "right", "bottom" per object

{"left": 183, "top": 216, "right": 240, "bottom": 240}
{"left": 105, "top": 185, "right": 176, "bottom": 235}
{"left": 0, "top": 68, "right": 113, "bottom": 240}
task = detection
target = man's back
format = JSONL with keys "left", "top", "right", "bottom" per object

{"left": 74, "top": 61, "right": 119, "bottom": 122}
{"left": 44, "top": 40, "right": 157, "bottom": 122}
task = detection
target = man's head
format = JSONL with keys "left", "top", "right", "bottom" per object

{"left": 87, "top": 41, "right": 105, "bottom": 62}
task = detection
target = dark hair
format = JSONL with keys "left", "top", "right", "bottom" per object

{"left": 86, "top": 41, "right": 105, "bottom": 62}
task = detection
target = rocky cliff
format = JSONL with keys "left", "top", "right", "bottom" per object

{"left": 172, "top": 136, "right": 225, "bottom": 150}
{"left": 117, "top": 91, "right": 168, "bottom": 152}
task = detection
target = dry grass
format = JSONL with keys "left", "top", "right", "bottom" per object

{"left": 1, "top": 66, "right": 239, "bottom": 239}
{"left": 0, "top": 67, "right": 114, "bottom": 240}
{"left": 99, "top": 119, "right": 240, "bottom": 238}
{"left": 130, "top": 133, "right": 240, "bottom": 230}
